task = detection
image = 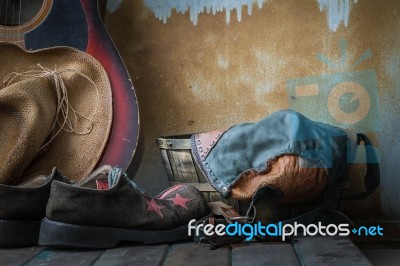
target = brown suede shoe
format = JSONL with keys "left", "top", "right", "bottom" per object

{"left": 39, "top": 166, "right": 211, "bottom": 248}
{"left": 0, "top": 168, "right": 68, "bottom": 247}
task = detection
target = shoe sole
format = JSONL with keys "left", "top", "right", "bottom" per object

{"left": 0, "top": 219, "right": 41, "bottom": 247}
{"left": 39, "top": 215, "right": 210, "bottom": 248}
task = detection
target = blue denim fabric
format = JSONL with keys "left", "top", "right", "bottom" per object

{"left": 192, "top": 110, "right": 358, "bottom": 197}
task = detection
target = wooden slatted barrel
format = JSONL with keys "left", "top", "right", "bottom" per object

{"left": 156, "top": 135, "right": 239, "bottom": 209}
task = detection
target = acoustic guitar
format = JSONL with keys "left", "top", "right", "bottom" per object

{"left": 0, "top": 0, "right": 139, "bottom": 171}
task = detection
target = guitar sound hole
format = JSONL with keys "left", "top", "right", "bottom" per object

{"left": 0, "top": 0, "right": 44, "bottom": 26}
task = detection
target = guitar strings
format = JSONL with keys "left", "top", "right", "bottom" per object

{"left": 0, "top": 0, "right": 44, "bottom": 46}
{"left": 4, "top": 0, "right": 9, "bottom": 40}
{"left": 11, "top": 0, "right": 14, "bottom": 29}
{"left": 10, "top": 0, "right": 16, "bottom": 45}
{"left": 0, "top": 0, "right": 3, "bottom": 42}
{"left": 0, "top": 0, "right": 19, "bottom": 44}
{"left": 4, "top": 0, "right": 9, "bottom": 41}
{"left": 4, "top": 0, "right": 8, "bottom": 42}
{"left": 18, "top": 0, "right": 21, "bottom": 45}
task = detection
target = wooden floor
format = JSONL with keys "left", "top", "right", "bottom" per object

{"left": 0, "top": 236, "right": 375, "bottom": 266}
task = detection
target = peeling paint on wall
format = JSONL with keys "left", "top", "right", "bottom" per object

{"left": 142, "top": 0, "right": 357, "bottom": 31}
{"left": 318, "top": 0, "right": 358, "bottom": 32}
{"left": 217, "top": 54, "right": 230, "bottom": 70}
{"left": 188, "top": 49, "right": 285, "bottom": 104}
{"left": 143, "top": 0, "right": 265, "bottom": 25}
{"left": 253, "top": 49, "right": 285, "bottom": 98}
{"left": 190, "top": 73, "right": 221, "bottom": 101}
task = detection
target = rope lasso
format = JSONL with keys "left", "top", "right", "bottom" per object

{"left": 3, "top": 63, "right": 100, "bottom": 151}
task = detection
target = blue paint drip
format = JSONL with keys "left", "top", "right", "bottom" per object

{"left": 318, "top": 0, "right": 358, "bottom": 31}
{"left": 143, "top": 0, "right": 264, "bottom": 25}
{"left": 143, "top": 0, "right": 357, "bottom": 31}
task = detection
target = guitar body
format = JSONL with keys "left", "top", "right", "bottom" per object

{"left": 0, "top": 0, "right": 139, "bottom": 170}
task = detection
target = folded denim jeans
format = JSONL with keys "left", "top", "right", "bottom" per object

{"left": 191, "top": 110, "right": 359, "bottom": 203}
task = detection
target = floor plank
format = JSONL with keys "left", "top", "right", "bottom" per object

{"left": 232, "top": 242, "right": 300, "bottom": 266}
{"left": 0, "top": 238, "right": 380, "bottom": 266}
{"left": 0, "top": 247, "right": 45, "bottom": 266}
{"left": 163, "top": 242, "right": 229, "bottom": 266}
{"left": 293, "top": 237, "right": 373, "bottom": 266}
{"left": 361, "top": 249, "right": 400, "bottom": 266}
{"left": 93, "top": 244, "right": 168, "bottom": 266}
{"left": 24, "top": 248, "right": 104, "bottom": 266}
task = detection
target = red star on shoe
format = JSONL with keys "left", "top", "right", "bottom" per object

{"left": 145, "top": 198, "right": 165, "bottom": 218}
{"left": 167, "top": 194, "right": 193, "bottom": 210}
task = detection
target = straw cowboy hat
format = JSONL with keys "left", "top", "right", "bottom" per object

{"left": 0, "top": 42, "right": 112, "bottom": 184}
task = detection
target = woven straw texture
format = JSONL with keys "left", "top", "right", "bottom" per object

{"left": 0, "top": 43, "right": 112, "bottom": 184}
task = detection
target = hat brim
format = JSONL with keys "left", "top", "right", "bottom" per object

{"left": 0, "top": 43, "right": 113, "bottom": 183}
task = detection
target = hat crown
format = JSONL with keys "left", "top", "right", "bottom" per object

{"left": 0, "top": 43, "right": 112, "bottom": 184}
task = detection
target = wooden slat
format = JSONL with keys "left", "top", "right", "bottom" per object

{"left": 193, "top": 156, "right": 209, "bottom": 184}
{"left": 164, "top": 242, "right": 229, "bottom": 266}
{"left": 232, "top": 242, "right": 299, "bottom": 266}
{"left": 0, "top": 239, "right": 378, "bottom": 265}
{"left": 360, "top": 249, "right": 400, "bottom": 266}
{"left": 93, "top": 245, "right": 168, "bottom": 266}
{"left": 156, "top": 137, "right": 191, "bottom": 150}
{"left": 293, "top": 237, "right": 372, "bottom": 266}
{"left": 160, "top": 149, "right": 174, "bottom": 181}
{"left": 167, "top": 150, "right": 199, "bottom": 183}
{"left": 170, "top": 182, "right": 215, "bottom": 192}
{"left": 0, "top": 246, "right": 45, "bottom": 266}
{"left": 25, "top": 249, "right": 104, "bottom": 266}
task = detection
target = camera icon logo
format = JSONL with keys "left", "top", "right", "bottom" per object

{"left": 286, "top": 40, "right": 381, "bottom": 132}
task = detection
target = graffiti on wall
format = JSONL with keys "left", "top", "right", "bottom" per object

{"left": 286, "top": 39, "right": 381, "bottom": 133}
{"left": 142, "top": 0, "right": 265, "bottom": 25}
{"left": 141, "top": 0, "right": 357, "bottom": 31}
{"left": 318, "top": 0, "right": 358, "bottom": 31}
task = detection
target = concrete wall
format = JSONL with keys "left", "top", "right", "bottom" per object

{"left": 104, "top": 0, "right": 400, "bottom": 219}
